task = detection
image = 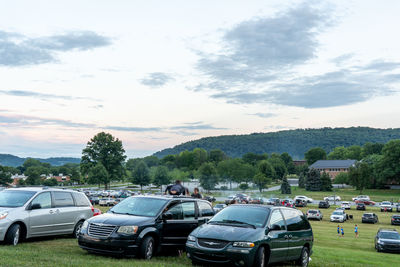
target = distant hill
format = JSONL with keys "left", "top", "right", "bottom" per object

{"left": 0, "top": 154, "right": 80, "bottom": 167}
{"left": 153, "top": 127, "right": 400, "bottom": 159}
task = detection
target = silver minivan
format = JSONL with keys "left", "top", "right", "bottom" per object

{"left": 0, "top": 187, "right": 94, "bottom": 245}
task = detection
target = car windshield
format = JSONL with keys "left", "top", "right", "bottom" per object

{"left": 0, "top": 190, "right": 36, "bottom": 207}
{"left": 333, "top": 211, "right": 343, "bottom": 215}
{"left": 364, "top": 213, "right": 373, "bottom": 217}
{"left": 109, "top": 197, "right": 167, "bottom": 217}
{"left": 215, "top": 204, "right": 224, "bottom": 208}
{"left": 382, "top": 202, "right": 391, "bottom": 205}
{"left": 209, "top": 206, "right": 269, "bottom": 228}
{"left": 308, "top": 210, "right": 317, "bottom": 214}
{"left": 380, "top": 232, "right": 400, "bottom": 240}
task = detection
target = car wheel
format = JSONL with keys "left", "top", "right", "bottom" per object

{"left": 140, "top": 236, "right": 155, "bottom": 260}
{"left": 5, "top": 224, "right": 21, "bottom": 246}
{"left": 73, "top": 221, "right": 84, "bottom": 238}
{"left": 296, "top": 247, "right": 309, "bottom": 267}
{"left": 253, "top": 246, "right": 265, "bottom": 267}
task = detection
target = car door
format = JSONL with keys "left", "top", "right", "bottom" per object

{"left": 51, "top": 191, "right": 77, "bottom": 234}
{"left": 161, "top": 201, "right": 198, "bottom": 246}
{"left": 281, "top": 208, "right": 311, "bottom": 260}
{"left": 27, "top": 192, "right": 55, "bottom": 237}
{"left": 267, "top": 209, "right": 288, "bottom": 263}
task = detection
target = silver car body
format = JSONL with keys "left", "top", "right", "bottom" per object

{"left": 0, "top": 187, "right": 93, "bottom": 242}
{"left": 306, "top": 209, "right": 323, "bottom": 220}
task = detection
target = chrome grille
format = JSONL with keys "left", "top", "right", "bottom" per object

{"left": 197, "top": 238, "right": 229, "bottom": 249}
{"left": 88, "top": 223, "right": 117, "bottom": 237}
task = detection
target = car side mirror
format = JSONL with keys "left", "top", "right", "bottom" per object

{"left": 30, "top": 203, "right": 41, "bottom": 210}
{"left": 269, "top": 224, "right": 281, "bottom": 231}
{"left": 162, "top": 212, "right": 173, "bottom": 221}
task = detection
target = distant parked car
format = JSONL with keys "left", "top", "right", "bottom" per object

{"left": 324, "top": 195, "right": 341, "bottom": 201}
{"left": 318, "top": 200, "right": 330, "bottom": 209}
{"left": 203, "top": 196, "right": 216, "bottom": 202}
{"left": 295, "top": 199, "right": 307, "bottom": 207}
{"left": 89, "top": 196, "right": 100, "bottom": 205}
{"left": 397, "top": 204, "right": 400, "bottom": 212}
{"left": 250, "top": 197, "right": 265, "bottom": 204}
{"left": 282, "top": 199, "right": 294, "bottom": 208}
{"left": 307, "top": 209, "right": 323, "bottom": 221}
{"left": 352, "top": 195, "right": 370, "bottom": 201}
{"left": 380, "top": 201, "right": 393, "bottom": 212}
{"left": 224, "top": 195, "right": 235, "bottom": 205}
{"left": 355, "top": 199, "right": 376, "bottom": 206}
{"left": 99, "top": 197, "right": 116, "bottom": 206}
{"left": 375, "top": 229, "right": 400, "bottom": 253}
{"left": 341, "top": 201, "right": 351, "bottom": 210}
{"left": 294, "top": 195, "right": 313, "bottom": 203}
{"left": 391, "top": 214, "right": 400, "bottom": 225}
{"left": 213, "top": 203, "right": 226, "bottom": 213}
{"left": 330, "top": 210, "right": 347, "bottom": 222}
{"left": 356, "top": 203, "right": 366, "bottom": 210}
{"left": 362, "top": 213, "right": 379, "bottom": 224}
{"left": 266, "top": 198, "right": 280, "bottom": 205}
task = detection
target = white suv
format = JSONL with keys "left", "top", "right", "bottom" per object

{"left": 294, "top": 195, "right": 313, "bottom": 203}
{"left": 341, "top": 201, "right": 351, "bottom": 210}
{"left": 330, "top": 210, "right": 347, "bottom": 222}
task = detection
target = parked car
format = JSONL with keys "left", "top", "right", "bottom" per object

{"left": 203, "top": 196, "right": 216, "bottom": 202}
{"left": 0, "top": 187, "right": 94, "bottom": 245}
{"left": 225, "top": 195, "right": 236, "bottom": 205}
{"left": 307, "top": 209, "right": 323, "bottom": 221}
{"left": 266, "top": 198, "right": 280, "bottom": 206}
{"left": 294, "top": 195, "right": 313, "bottom": 203}
{"left": 391, "top": 215, "right": 400, "bottom": 225}
{"left": 282, "top": 199, "right": 294, "bottom": 208}
{"left": 362, "top": 213, "right": 379, "bottom": 224}
{"left": 99, "top": 197, "right": 116, "bottom": 206}
{"left": 93, "top": 208, "right": 102, "bottom": 216}
{"left": 330, "top": 210, "right": 347, "bottom": 222}
{"left": 380, "top": 201, "right": 393, "bottom": 212}
{"left": 352, "top": 195, "right": 370, "bottom": 201}
{"left": 375, "top": 229, "right": 400, "bottom": 253}
{"left": 295, "top": 199, "right": 307, "bottom": 207}
{"left": 356, "top": 203, "right": 366, "bottom": 210}
{"left": 186, "top": 204, "right": 313, "bottom": 267}
{"left": 341, "top": 201, "right": 351, "bottom": 210}
{"left": 324, "top": 195, "right": 341, "bottom": 201}
{"left": 213, "top": 204, "right": 227, "bottom": 213}
{"left": 397, "top": 204, "right": 400, "bottom": 212}
{"left": 78, "top": 195, "right": 215, "bottom": 259}
{"left": 250, "top": 197, "right": 264, "bottom": 204}
{"left": 89, "top": 196, "right": 100, "bottom": 205}
{"left": 355, "top": 199, "right": 376, "bottom": 206}
{"left": 318, "top": 200, "right": 330, "bottom": 209}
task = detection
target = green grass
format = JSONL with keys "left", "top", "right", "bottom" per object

{"left": 260, "top": 187, "right": 400, "bottom": 203}
{"left": 1, "top": 205, "right": 400, "bottom": 266}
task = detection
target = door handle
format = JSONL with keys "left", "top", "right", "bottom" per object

{"left": 49, "top": 210, "right": 54, "bottom": 214}
{"left": 284, "top": 235, "right": 288, "bottom": 239}
{"left": 288, "top": 235, "right": 293, "bottom": 239}
{"left": 55, "top": 209, "right": 60, "bottom": 214}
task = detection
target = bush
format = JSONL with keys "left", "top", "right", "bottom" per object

{"left": 334, "top": 172, "right": 349, "bottom": 184}
{"left": 320, "top": 172, "right": 333, "bottom": 191}
{"left": 239, "top": 183, "right": 249, "bottom": 191}
{"left": 219, "top": 186, "right": 228, "bottom": 190}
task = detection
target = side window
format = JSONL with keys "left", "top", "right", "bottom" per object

{"left": 182, "top": 202, "right": 196, "bottom": 219}
{"left": 281, "top": 209, "right": 310, "bottom": 231}
{"left": 198, "top": 201, "right": 214, "bottom": 217}
{"left": 168, "top": 203, "right": 183, "bottom": 220}
{"left": 31, "top": 192, "right": 52, "bottom": 209}
{"left": 73, "top": 193, "right": 90, "bottom": 207}
{"left": 268, "top": 210, "right": 286, "bottom": 230}
{"left": 53, "top": 192, "right": 74, "bottom": 207}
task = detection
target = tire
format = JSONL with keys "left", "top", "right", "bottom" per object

{"left": 296, "top": 247, "right": 310, "bottom": 267}
{"left": 73, "top": 221, "right": 84, "bottom": 238}
{"left": 5, "top": 224, "right": 21, "bottom": 246}
{"left": 253, "top": 246, "right": 265, "bottom": 267}
{"left": 140, "top": 236, "right": 155, "bottom": 260}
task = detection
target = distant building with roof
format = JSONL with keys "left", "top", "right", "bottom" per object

{"left": 309, "top": 160, "right": 357, "bottom": 180}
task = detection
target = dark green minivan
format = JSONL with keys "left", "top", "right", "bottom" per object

{"left": 186, "top": 205, "right": 313, "bottom": 267}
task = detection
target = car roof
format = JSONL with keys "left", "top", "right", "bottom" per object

{"left": 378, "top": 228, "right": 398, "bottom": 233}
{"left": 5, "top": 187, "right": 81, "bottom": 193}
{"left": 132, "top": 194, "right": 210, "bottom": 202}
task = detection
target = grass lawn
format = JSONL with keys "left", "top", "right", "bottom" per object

{"left": 1, "top": 205, "right": 400, "bottom": 266}
{"left": 260, "top": 187, "right": 400, "bottom": 203}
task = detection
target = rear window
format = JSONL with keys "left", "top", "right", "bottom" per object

{"left": 364, "top": 213, "right": 373, "bottom": 217}
{"left": 282, "top": 209, "right": 311, "bottom": 231}
{"left": 308, "top": 210, "right": 317, "bottom": 214}
{"left": 73, "top": 193, "right": 90, "bottom": 207}
{"left": 53, "top": 191, "right": 75, "bottom": 207}
{"left": 198, "top": 201, "right": 214, "bottom": 217}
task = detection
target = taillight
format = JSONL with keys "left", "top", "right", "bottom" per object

{"left": 90, "top": 205, "right": 95, "bottom": 213}
{"left": 392, "top": 218, "right": 395, "bottom": 221}
{"left": 317, "top": 213, "right": 319, "bottom": 216}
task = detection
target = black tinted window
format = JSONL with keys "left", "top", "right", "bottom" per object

{"left": 182, "top": 202, "right": 196, "bottom": 219}
{"left": 198, "top": 201, "right": 214, "bottom": 217}
{"left": 168, "top": 203, "right": 183, "bottom": 219}
{"left": 269, "top": 210, "right": 286, "bottom": 230}
{"left": 282, "top": 209, "right": 310, "bottom": 231}
{"left": 31, "top": 192, "right": 52, "bottom": 209}
{"left": 73, "top": 193, "right": 90, "bottom": 207}
{"left": 53, "top": 192, "right": 74, "bottom": 207}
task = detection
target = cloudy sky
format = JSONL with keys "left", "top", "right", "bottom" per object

{"left": 1, "top": 0, "right": 400, "bottom": 158}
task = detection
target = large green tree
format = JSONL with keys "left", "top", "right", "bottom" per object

{"left": 253, "top": 173, "right": 272, "bottom": 192}
{"left": 81, "top": 132, "right": 126, "bottom": 189}
{"left": 208, "top": 149, "right": 227, "bottom": 164}
{"left": 197, "top": 162, "right": 218, "bottom": 192}
{"left": 305, "top": 168, "right": 322, "bottom": 191}
{"left": 377, "top": 139, "right": 400, "bottom": 185}
{"left": 320, "top": 172, "right": 333, "bottom": 191}
{"left": 87, "top": 163, "right": 109, "bottom": 188}
{"left": 305, "top": 147, "right": 327, "bottom": 165}
{"left": 348, "top": 162, "right": 372, "bottom": 193}
{"left": 131, "top": 161, "right": 151, "bottom": 191}
{"left": 152, "top": 166, "right": 171, "bottom": 190}
{"left": 24, "top": 166, "right": 42, "bottom": 185}
{"left": 0, "top": 165, "right": 13, "bottom": 186}
{"left": 280, "top": 177, "right": 291, "bottom": 194}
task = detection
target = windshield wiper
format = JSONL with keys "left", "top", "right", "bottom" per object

{"left": 209, "top": 219, "right": 255, "bottom": 228}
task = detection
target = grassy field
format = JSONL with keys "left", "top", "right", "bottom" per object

{"left": 260, "top": 187, "right": 400, "bottom": 203}
{"left": 1, "top": 204, "right": 400, "bottom": 266}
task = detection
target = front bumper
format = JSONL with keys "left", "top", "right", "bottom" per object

{"left": 78, "top": 233, "right": 138, "bottom": 256}
{"left": 330, "top": 217, "right": 344, "bottom": 222}
{"left": 186, "top": 241, "right": 256, "bottom": 266}
{"left": 0, "top": 219, "right": 12, "bottom": 241}
{"left": 362, "top": 219, "right": 375, "bottom": 223}
{"left": 377, "top": 243, "right": 400, "bottom": 253}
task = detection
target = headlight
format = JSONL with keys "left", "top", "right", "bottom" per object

{"left": 378, "top": 240, "right": 385, "bottom": 245}
{"left": 187, "top": 235, "right": 196, "bottom": 242}
{"left": 233, "top": 242, "right": 255, "bottom": 248}
{"left": 0, "top": 211, "right": 8, "bottom": 220}
{"left": 81, "top": 221, "right": 89, "bottom": 231}
{"left": 117, "top": 226, "right": 138, "bottom": 235}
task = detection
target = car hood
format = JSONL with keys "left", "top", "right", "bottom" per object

{"left": 379, "top": 238, "right": 400, "bottom": 244}
{"left": 0, "top": 207, "right": 12, "bottom": 213}
{"left": 191, "top": 223, "right": 263, "bottom": 241}
{"left": 87, "top": 213, "right": 154, "bottom": 226}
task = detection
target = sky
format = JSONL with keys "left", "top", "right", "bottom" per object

{"left": 1, "top": 0, "right": 400, "bottom": 159}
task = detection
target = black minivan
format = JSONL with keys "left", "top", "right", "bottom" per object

{"left": 186, "top": 205, "right": 313, "bottom": 267}
{"left": 78, "top": 195, "right": 214, "bottom": 259}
